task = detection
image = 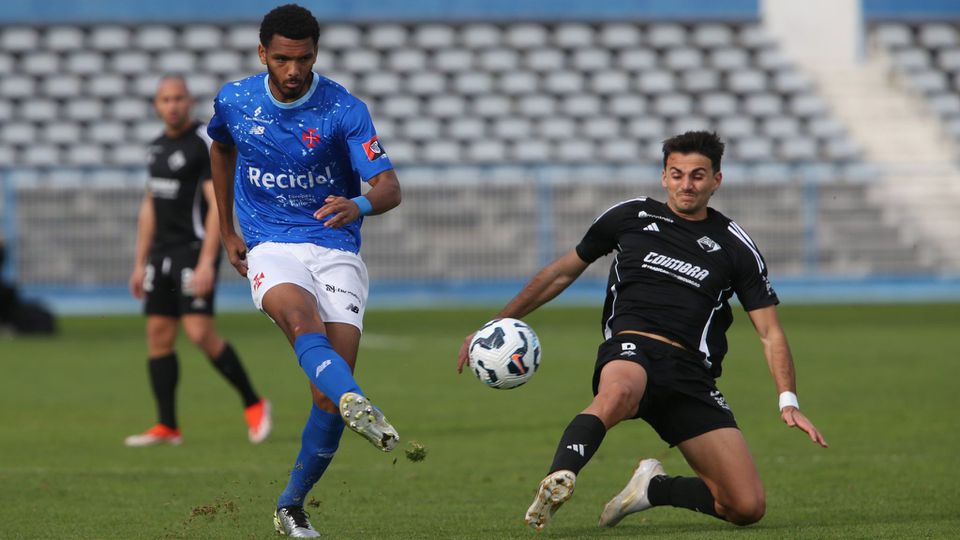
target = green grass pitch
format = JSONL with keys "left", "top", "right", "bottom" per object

{"left": 1, "top": 304, "right": 958, "bottom": 538}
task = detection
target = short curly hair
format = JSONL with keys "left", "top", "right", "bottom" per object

{"left": 662, "top": 131, "right": 725, "bottom": 172}
{"left": 259, "top": 4, "right": 320, "bottom": 48}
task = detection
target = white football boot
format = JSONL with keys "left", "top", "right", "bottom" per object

{"left": 598, "top": 458, "right": 666, "bottom": 528}
{"left": 274, "top": 506, "right": 321, "bottom": 538}
{"left": 338, "top": 392, "right": 399, "bottom": 451}
{"left": 524, "top": 470, "right": 577, "bottom": 531}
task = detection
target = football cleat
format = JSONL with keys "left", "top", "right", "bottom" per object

{"left": 124, "top": 424, "right": 182, "bottom": 447}
{"left": 598, "top": 458, "right": 666, "bottom": 528}
{"left": 245, "top": 398, "right": 272, "bottom": 444}
{"left": 338, "top": 392, "right": 398, "bottom": 451}
{"left": 524, "top": 470, "right": 576, "bottom": 531}
{"left": 274, "top": 506, "right": 321, "bottom": 538}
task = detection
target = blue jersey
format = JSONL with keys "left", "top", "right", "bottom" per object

{"left": 207, "top": 72, "right": 393, "bottom": 253}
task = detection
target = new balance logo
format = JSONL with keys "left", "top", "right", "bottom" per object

{"left": 315, "top": 359, "right": 332, "bottom": 378}
{"left": 566, "top": 444, "right": 586, "bottom": 456}
{"left": 643, "top": 223, "right": 660, "bottom": 232}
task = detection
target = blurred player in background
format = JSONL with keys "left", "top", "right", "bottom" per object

{"left": 127, "top": 75, "right": 271, "bottom": 447}
{"left": 458, "top": 131, "right": 827, "bottom": 531}
{"left": 206, "top": 5, "right": 402, "bottom": 537}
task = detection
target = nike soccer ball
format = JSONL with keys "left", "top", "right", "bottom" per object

{"left": 468, "top": 318, "right": 541, "bottom": 389}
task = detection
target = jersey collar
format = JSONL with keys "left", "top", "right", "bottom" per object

{"left": 263, "top": 71, "right": 320, "bottom": 110}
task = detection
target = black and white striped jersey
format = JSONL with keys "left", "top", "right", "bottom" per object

{"left": 146, "top": 122, "right": 212, "bottom": 255}
{"left": 575, "top": 197, "right": 779, "bottom": 377}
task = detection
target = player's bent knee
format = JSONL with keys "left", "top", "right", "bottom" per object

{"left": 597, "top": 382, "right": 640, "bottom": 419}
{"left": 722, "top": 495, "right": 766, "bottom": 526}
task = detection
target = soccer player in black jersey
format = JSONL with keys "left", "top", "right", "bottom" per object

{"left": 126, "top": 75, "right": 270, "bottom": 447}
{"left": 458, "top": 131, "right": 827, "bottom": 531}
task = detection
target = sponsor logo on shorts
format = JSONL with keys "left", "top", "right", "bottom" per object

{"left": 252, "top": 271, "right": 265, "bottom": 291}
{"left": 620, "top": 341, "right": 637, "bottom": 357}
{"left": 345, "top": 303, "right": 360, "bottom": 314}
{"left": 362, "top": 135, "right": 386, "bottom": 161}
{"left": 710, "top": 390, "right": 730, "bottom": 410}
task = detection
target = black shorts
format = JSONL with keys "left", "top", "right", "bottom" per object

{"left": 593, "top": 334, "right": 738, "bottom": 447}
{"left": 143, "top": 247, "right": 218, "bottom": 317}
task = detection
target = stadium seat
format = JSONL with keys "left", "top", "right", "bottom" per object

{"left": 554, "top": 139, "right": 595, "bottom": 162}
{"left": 110, "top": 98, "right": 149, "bottom": 121}
{"left": 749, "top": 162, "right": 793, "bottom": 182}
{"left": 66, "top": 143, "right": 105, "bottom": 166}
{"left": 598, "top": 24, "right": 641, "bottom": 49}
{"left": 111, "top": 143, "right": 148, "bottom": 166}
{"left": 468, "top": 140, "right": 507, "bottom": 163}
{"left": 21, "top": 100, "right": 59, "bottom": 122}
{"left": 21, "top": 145, "right": 61, "bottom": 167}
{"left": 43, "top": 75, "right": 83, "bottom": 99}
{"left": 772, "top": 70, "right": 814, "bottom": 93}
{"left": 681, "top": 69, "right": 721, "bottom": 93}
{"left": 43, "top": 121, "right": 81, "bottom": 145}
{"left": 738, "top": 24, "right": 776, "bottom": 50}
{"left": 380, "top": 95, "right": 421, "bottom": 118}
{"left": 590, "top": 71, "right": 630, "bottom": 95}
{"left": 433, "top": 49, "right": 474, "bottom": 73}
{"left": 492, "top": 117, "right": 533, "bottom": 140}
{"left": 182, "top": 25, "right": 222, "bottom": 50}
{"left": 421, "top": 140, "right": 462, "bottom": 164}
{"left": 156, "top": 51, "right": 197, "bottom": 73}
{"left": 516, "top": 94, "right": 557, "bottom": 117}
{"left": 184, "top": 73, "right": 218, "bottom": 97}
{"left": 401, "top": 118, "right": 442, "bottom": 140}
{"left": 647, "top": 24, "right": 686, "bottom": 49}
{"left": 454, "top": 72, "right": 494, "bottom": 95}
{"left": 499, "top": 71, "right": 540, "bottom": 95}
{"left": 936, "top": 47, "right": 960, "bottom": 71}
{"left": 918, "top": 23, "right": 958, "bottom": 49}
{"left": 460, "top": 24, "right": 502, "bottom": 49}
{"left": 406, "top": 72, "right": 447, "bottom": 96}
{"left": 473, "top": 95, "right": 512, "bottom": 117}
{"left": 87, "top": 74, "right": 127, "bottom": 98}
{"left": 699, "top": 92, "right": 738, "bottom": 117}
{"left": 512, "top": 139, "right": 553, "bottom": 162}
{"left": 905, "top": 70, "right": 949, "bottom": 94}
{"left": 478, "top": 48, "right": 520, "bottom": 72}
{"left": 426, "top": 95, "right": 468, "bottom": 118}
{"left": 598, "top": 137, "right": 640, "bottom": 162}
{"left": 744, "top": 93, "right": 784, "bottom": 117}
{"left": 90, "top": 122, "right": 127, "bottom": 144}
{"left": 506, "top": 24, "right": 549, "bottom": 49}
{"left": 891, "top": 47, "right": 931, "bottom": 71}
{"left": 607, "top": 94, "right": 647, "bottom": 117}
{"left": 0, "top": 75, "right": 35, "bottom": 99}
{"left": 692, "top": 24, "right": 734, "bottom": 48}
{"left": 554, "top": 24, "right": 595, "bottom": 49}
{"left": 66, "top": 51, "right": 106, "bottom": 75}
{"left": 64, "top": 98, "right": 104, "bottom": 122}
{"left": 1, "top": 122, "right": 36, "bottom": 145}
{"left": 0, "top": 27, "right": 40, "bottom": 52}
{"left": 21, "top": 52, "right": 60, "bottom": 76}
{"left": 200, "top": 50, "right": 243, "bottom": 75}
{"left": 543, "top": 72, "right": 585, "bottom": 95}
{"left": 359, "top": 72, "right": 401, "bottom": 97}
{"left": 636, "top": 70, "right": 677, "bottom": 94}
{"left": 131, "top": 74, "right": 163, "bottom": 98}
{"left": 321, "top": 25, "right": 362, "bottom": 50}
{"left": 664, "top": 48, "right": 704, "bottom": 71}
{"left": 44, "top": 26, "right": 85, "bottom": 51}
{"left": 113, "top": 51, "right": 152, "bottom": 76}
{"left": 571, "top": 48, "right": 612, "bottom": 71}
{"left": 340, "top": 49, "right": 381, "bottom": 73}
{"left": 652, "top": 94, "right": 694, "bottom": 116}
{"left": 414, "top": 25, "right": 456, "bottom": 49}
{"left": 562, "top": 94, "right": 602, "bottom": 117}
{"left": 367, "top": 24, "right": 407, "bottom": 49}
{"left": 617, "top": 48, "right": 658, "bottom": 71}
{"left": 0, "top": 100, "right": 11, "bottom": 122}
{"left": 762, "top": 116, "right": 801, "bottom": 138}
{"left": 755, "top": 48, "right": 792, "bottom": 71}
{"left": 387, "top": 49, "right": 428, "bottom": 73}
{"left": 582, "top": 117, "right": 621, "bottom": 139}
{"left": 0, "top": 53, "right": 13, "bottom": 75}
{"left": 447, "top": 117, "right": 487, "bottom": 140}
{"left": 132, "top": 120, "right": 164, "bottom": 143}
{"left": 807, "top": 116, "right": 847, "bottom": 138}
{"left": 524, "top": 48, "right": 566, "bottom": 72}
{"left": 626, "top": 117, "right": 667, "bottom": 140}
{"left": 717, "top": 116, "right": 755, "bottom": 139}
{"left": 135, "top": 25, "right": 176, "bottom": 51}
{"left": 789, "top": 94, "right": 829, "bottom": 118}
{"left": 225, "top": 24, "right": 260, "bottom": 50}
{"left": 733, "top": 137, "right": 774, "bottom": 161}
{"left": 372, "top": 117, "right": 396, "bottom": 140}
{"left": 90, "top": 26, "right": 130, "bottom": 51}
{"left": 0, "top": 145, "right": 16, "bottom": 164}
{"left": 777, "top": 137, "right": 819, "bottom": 162}
{"left": 872, "top": 23, "right": 912, "bottom": 49}
{"left": 536, "top": 117, "right": 577, "bottom": 140}
{"left": 708, "top": 47, "right": 750, "bottom": 70}
{"left": 727, "top": 69, "right": 768, "bottom": 94}
{"left": 927, "top": 93, "right": 960, "bottom": 116}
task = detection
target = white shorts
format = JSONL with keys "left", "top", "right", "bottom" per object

{"left": 246, "top": 242, "right": 369, "bottom": 331}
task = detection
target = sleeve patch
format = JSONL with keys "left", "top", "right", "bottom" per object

{"left": 362, "top": 135, "right": 386, "bottom": 161}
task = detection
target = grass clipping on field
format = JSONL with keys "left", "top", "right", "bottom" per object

{"left": 405, "top": 441, "right": 427, "bottom": 462}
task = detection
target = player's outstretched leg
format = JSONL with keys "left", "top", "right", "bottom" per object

{"left": 598, "top": 458, "right": 666, "bottom": 527}
{"left": 524, "top": 470, "right": 576, "bottom": 531}
{"left": 274, "top": 506, "right": 321, "bottom": 538}
{"left": 338, "top": 392, "right": 399, "bottom": 451}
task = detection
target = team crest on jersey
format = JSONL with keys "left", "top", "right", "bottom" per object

{"left": 302, "top": 128, "right": 321, "bottom": 148}
{"left": 167, "top": 150, "right": 186, "bottom": 171}
{"left": 362, "top": 135, "right": 386, "bottom": 161}
{"left": 697, "top": 236, "right": 721, "bottom": 253}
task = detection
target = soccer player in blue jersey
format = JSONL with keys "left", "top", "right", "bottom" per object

{"left": 207, "top": 4, "right": 401, "bottom": 537}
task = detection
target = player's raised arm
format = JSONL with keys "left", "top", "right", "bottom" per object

{"left": 457, "top": 249, "right": 589, "bottom": 373}
{"left": 209, "top": 140, "right": 246, "bottom": 276}
{"left": 129, "top": 190, "right": 155, "bottom": 299}
{"left": 747, "top": 305, "right": 828, "bottom": 448}
{"left": 314, "top": 168, "right": 401, "bottom": 228}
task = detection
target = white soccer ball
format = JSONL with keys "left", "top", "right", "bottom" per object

{"left": 468, "top": 318, "right": 541, "bottom": 389}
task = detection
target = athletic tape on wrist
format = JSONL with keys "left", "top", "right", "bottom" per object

{"left": 351, "top": 195, "right": 373, "bottom": 216}
{"left": 778, "top": 391, "right": 800, "bottom": 411}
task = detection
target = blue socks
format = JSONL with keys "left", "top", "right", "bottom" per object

{"left": 277, "top": 405, "right": 346, "bottom": 509}
{"left": 293, "top": 333, "right": 362, "bottom": 405}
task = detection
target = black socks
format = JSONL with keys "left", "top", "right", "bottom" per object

{"left": 210, "top": 342, "right": 260, "bottom": 407}
{"left": 548, "top": 414, "right": 607, "bottom": 475}
{"left": 648, "top": 475, "right": 721, "bottom": 518}
{"left": 148, "top": 353, "right": 179, "bottom": 429}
